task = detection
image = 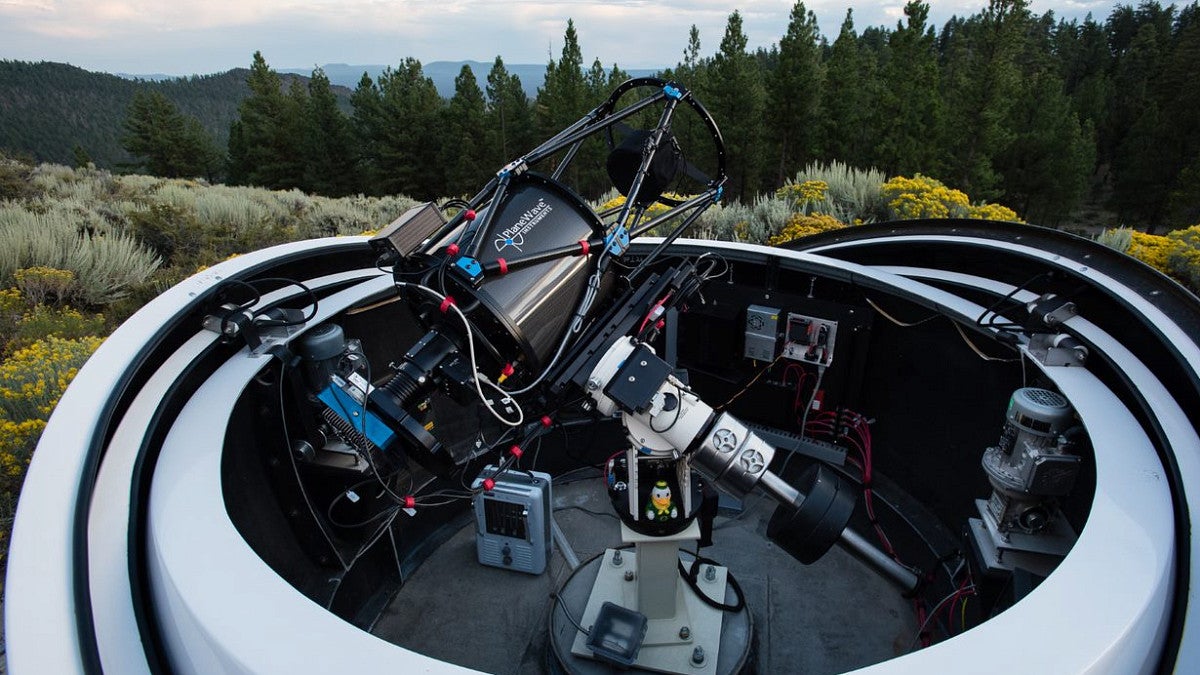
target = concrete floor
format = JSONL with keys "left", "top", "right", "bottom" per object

{"left": 373, "top": 475, "right": 916, "bottom": 674}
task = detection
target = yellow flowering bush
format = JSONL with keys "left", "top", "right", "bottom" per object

{"left": 768, "top": 213, "right": 848, "bottom": 246}
{"left": 1096, "top": 226, "right": 1200, "bottom": 295}
{"left": 776, "top": 180, "right": 830, "bottom": 207}
{"left": 598, "top": 194, "right": 680, "bottom": 235}
{"left": 0, "top": 288, "right": 22, "bottom": 326}
{"left": 883, "top": 175, "right": 971, "bottom": 219}
{"left": 882, "top": 175, "right": 1021, "bottom": 223}
{"left": 13, "top": 266, "right": 75, "bottom": 305}
{"left": 0, "top": 335, "right": 103, "bottom": 421}
{"left": 0, "top": 287, "right": 107, "bottom": 354}
{"left": 1125, "top": 231, "right": 1181, "bottom": 276}
{"left": 0, "top": 335, "right": 103, "bottom": 533}
{"left": 6, "top": 304, "right": 106, "bottom": 353}
{"left": 967, "top": 203, "right": 1022, "bottom": 222}
{"left": 1165, "top": 225, "right": 1200, "bottom": 291}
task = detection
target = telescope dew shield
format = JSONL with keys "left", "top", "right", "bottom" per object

{"left": 453, "top": 174, "right": 606, "bottom": 373}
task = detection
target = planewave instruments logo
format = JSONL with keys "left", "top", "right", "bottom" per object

{"left": 495, "top": 198, "right": 553, "bottom": 253}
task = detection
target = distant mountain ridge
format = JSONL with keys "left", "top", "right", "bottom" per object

{"left": 0, "top": 59, "right": 662, "bottom": 170}
{"left": 0, "top": 61, "right": 347, "bottom": 169}
{"left": 280, "top": 60, "right": 663, "bottom": 97}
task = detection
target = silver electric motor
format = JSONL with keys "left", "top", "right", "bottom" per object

{"left": 981, "top": 387, "right": 1080, "bottom": 532}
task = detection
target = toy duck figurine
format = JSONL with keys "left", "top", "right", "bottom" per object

{"left": 646, "top": 480, "right": 678, "bottom": 521}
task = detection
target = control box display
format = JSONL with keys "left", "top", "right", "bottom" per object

{"left": 783, "top": 313, "right": 838, "bottom": 366}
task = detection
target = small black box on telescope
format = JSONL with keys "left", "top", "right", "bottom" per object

{"left": 368, "top": 202, "right": 446, "bottom": 261}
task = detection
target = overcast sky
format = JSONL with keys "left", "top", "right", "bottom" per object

{"left": 1, "top": 0, "right": 1119, "bottom": 76}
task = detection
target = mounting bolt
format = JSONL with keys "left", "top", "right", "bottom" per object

{"left": 612, "top": 550, "right": 623, "bottom": 566}
{"left": 691, "top": 646, "right": 705, "bottom": 665}
{"left": 587, "top": 377, "right": 602, "bottom": 391}
{"left": 624, "top": 570, "right": 635, "bottom": 582}
{"left": 678, "top": 626, "right": 691, "bottom": 640}
{"left": 705, "top": 565, "right": 716, "bottom": 582}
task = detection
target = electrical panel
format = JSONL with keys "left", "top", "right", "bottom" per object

{"left": 472, "top": 466, "right": 552, "bottom": 575}
{"left": 744, "top": 305, "right": 780, "bottom": 361}
{"left": 783, "top": 313, "right": 838, "bottom": 366}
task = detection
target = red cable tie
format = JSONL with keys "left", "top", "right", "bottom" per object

{"left": 497, "top": 257, "right": 508, "bottom": 275}
{"left": 446, "top": 243, "right": 460, "bottom": 256}
{"left": 464, "top": 209, "right": 477, "bottom": 221}
{"left": 541, "top": 415, "right": 553, "bottom": 428}
{"left": 501, "top": 363, "right": 515, "bottom": 377}
{"left": 654, "top": 319, "right": 665, "bottom": 330}
{"left": 403, "top": 495, "right": 416, "bottom": 509}
{"left": 482, "top": 477, "right": 495, "bottom": 491}
{"left": 578, "top": 239, "right": 590, "bottom": 256}
{"left": 439, "top": 296, "right": 456, "bottom": 313}
{"left": 509, "top": 444, "right": 523, "bottom": 458}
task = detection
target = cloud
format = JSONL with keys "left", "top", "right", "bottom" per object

{"left": 0, "top": 0, "right": 1120, "bottom": 76}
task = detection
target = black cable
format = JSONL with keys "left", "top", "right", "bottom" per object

{"left": 555, "top": 505, "right": 620, "bottom": 520}
{"left": 249, "top": 277, "right": 320, "bottom": 326}
{"left": 553, "top": 592, "right": 590, "bottom": 635}
{"left": 277, "top": 364, "right": 350, "bottom": 569}
{"left": 649, "top": 384, "right": 684, "bottom": 433}
{"left": 215, "top": 278, "right": 261, "bottom": 308}
{"left": 974, "top": 271, "right": 1051, "bottom": 331}
{"left": 677, "top": 548, "right": 746, "bottom": 613}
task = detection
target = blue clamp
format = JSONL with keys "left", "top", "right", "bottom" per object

{"left": 605, "top": 226, "right": 631, "bottom": 256}
{"left": 713, "top": 186, "right": 724, "bottom": 203}
{"left": 663, "top": 84, "right": 683, "bottom": 100}
{"left": 455, "top": 256, "right": 483, "bottom": 281}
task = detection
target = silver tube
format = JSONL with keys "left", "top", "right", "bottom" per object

{"left": 838, "top": 526, "right": 921, "bottom": 593}
{"left": 758, "top": 471, "right": 802, "bottom": 508}
{"left": 758, "top": 470, "right": 920, "bottom": 592}
{"left": 551, "top": 516, "right": 580, "bottom": 570}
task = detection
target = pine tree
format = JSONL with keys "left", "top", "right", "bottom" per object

{"left": 72, "top": 144, "right": 92, "bottom": 168}
{"left": 939, "top": 0, "right": 1028, "bottom": 199}
{"left": 536, "top": 20, "right": 596, "bottom": 193}
{"left": 768, "top": 2, "right": 824, "bottom": 184}
{"left": 303, "top": 68, "right": 358, "bottom": 196}
{"left": 706, "top": 11, "right": 767, "bottom": 198}
{"left": 228, "top": 52, "right": 304, "bottom": 189}
{"left": 876, "top": 1, "right": 943, "bottom": 176}
{"left": 124, "top": 89, "right": 221, "bottom": 179}
{"left": 1163, "top": 14, "right": 1200, "bottom": 225}
{"left": 822, "top": 10, "right": 880, "bottom": 167}
{"left": 374, "top": 58, "right": 446, "bottom": 199}
{"left": 445, "top": 64, "right": 489, "bottom": 194}
{"left": 997, "top": 72, "right": 1095, "bottom": 224}
{"left": 484, "top": 56, "right": 532, "bottom": 167}
{"left": 1109, "top": 21, "right": 1172, "bottom": 228}
{"left": 350, "top": 72, "right": 385, "bottom": 194}
{"left": 538, "top": 20, "right": 588, "bottom": 139}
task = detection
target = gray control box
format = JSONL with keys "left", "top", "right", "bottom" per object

{"left": 472, "top": 466, "right": 552, "bottom": 575}
{"left": 744, "top": 304, "right": 781, "bottom": 361}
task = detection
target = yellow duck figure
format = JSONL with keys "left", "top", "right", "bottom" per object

{"left": 646, "top": 480, "right": 679, "bottom": 521}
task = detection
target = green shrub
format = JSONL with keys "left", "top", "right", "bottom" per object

{"left": 5, "top": 303, "right": 106, "bottom": 354}
{"left": 14, "top": 267, "right": 75, "bottom": 305}
{"left": 0, "top": 203, "right": 161, "bottom": 305}
{"left": 0, "top": 154, "right": 39, "bottom": 201}
{"left": 1166, "top": 225, "right": 1200, "bottom": 292}
{"left": 1096, "top": 227, "right": 1134, "bottom": 253}
{"left": 786, "top": 161, "right": 889, "bottom": 224}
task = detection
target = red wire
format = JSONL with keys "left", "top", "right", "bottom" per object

{"left": 603, "top": 449, "right": 624, "bottom": 484}
{"left": 637, "top": 291, "right": 672, "bottom": 334}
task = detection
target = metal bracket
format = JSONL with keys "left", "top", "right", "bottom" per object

{"left": 1027, "top": 333, "right": 1088, "bottom": 367}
